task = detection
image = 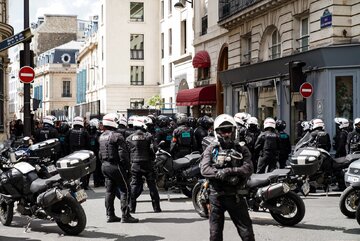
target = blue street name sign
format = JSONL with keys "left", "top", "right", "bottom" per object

{"left": 0, "top": 28, "right": 33, "bottom": 52}
{"left": 320, "top": 9, "right": 332, "bottom": 28}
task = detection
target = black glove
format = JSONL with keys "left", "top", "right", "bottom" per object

{"left": 215, "top": 168, "right": 232, "bottom": 180}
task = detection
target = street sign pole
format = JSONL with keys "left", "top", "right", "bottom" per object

{"left": 23, "top": 0, "right": 31, "bottom": 137}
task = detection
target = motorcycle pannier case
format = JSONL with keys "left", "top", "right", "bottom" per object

{"left": 56, "top": 150, "right": 96, "bottom": 180}
{"left": 290, "top": 147, "right": 321, "bottom": 175}
{"left": 29, "top": 138, "right": 61, "bottom": 158}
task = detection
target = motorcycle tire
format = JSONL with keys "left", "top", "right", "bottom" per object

{"left": 0, "top": 199, "right": 13, "bottom": 226}
{"left": 339, "top": 186, "right": 359, "bottom": 218}
{"left": 268, "top": 191, "right": 305, "bottom": 226}
{"left": 356, "top": 204, "right": 360, "bottom": 225}
{"left": 51, "top": 196, "right": 86, "bottom": 235}
{"left": 192, "top": 182, "right": 208, "bottom": 219}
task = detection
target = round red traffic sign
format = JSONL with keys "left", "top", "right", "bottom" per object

{"left": 18, "top": 66, "right": 35, "bottom": 83}
{"left": 300, "top": 82, "right": 313, "bottom": 98}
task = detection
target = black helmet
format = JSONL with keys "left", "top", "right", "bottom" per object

{"left": 59, "top": 121, "right": 70, "bottom": 134}
{"left": 198, "top": 115, "right": 214, "bottom": 130}
{"left": 187, "top": 116, "right": 197, "bottom": 128}
{"left": 176, "top": 113, "right": 188, "bottom": 126}
{"left": 275, "top": 119, "right": 286, "bottom": 131}
{"left": 157, "top": 115, "right": 170, "bottom": 128}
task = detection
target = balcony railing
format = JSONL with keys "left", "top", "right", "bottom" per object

{"left": 296, "top": 35, "right": 309, "bottom": 52}
{"left": 130, "top": 49, "right": 144, "bottom": 60}
{"left": 219, "top": 0, "right": 262, "bottom": 21}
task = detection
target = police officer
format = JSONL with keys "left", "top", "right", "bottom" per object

{"left": 170, "top": 113, "right": 197, "bottom": 159}
{"left": 245, "top": 117, "right": 261, "bottom": 169}
{"left": 126, "top": 116, "right": 161, "bottom": 213}
{"left": 255, "top": 117, "right": 280, "bottom": 173}
{"left": 347, "top": 118, "right": 360, "bottom": 154}
{"left": 200, "top": 114, "right": 255, "bottom": 241}
{"left": 307, "top": 118, "right": 331, "bottom": 152}
{"left": 88, "top": 118, "right": 105, "bottom": 187}
{"left": 154, "top": 115, "right": 173, "bottom": 152}
{"left": 33, "top": 115, "right": 59, "bottom": 143}
{"left": 124, "top": 115, "right": 137, "bottom": 138}
{"left": 99, "top": 113, "right": 139, "bottom": 223}
{"left": 333, "top": 117, "right": 349, "bottom": 157}
{"left": 194, "top": 116, "right": 214, "bottom": 153}
{"left": 275, "top": 120, "right": 291, "bottom": 169}
{"left": 117, "top": 115, "right": 128, "bottom": 138}
{"left": 67, "top": 116, "right": 91, "bottom": 189}
{"left": 58, "top": 121, "right": 70, "bottom": 157}
{"left": 234, "top": 112, "right": 251, "bottom": 143}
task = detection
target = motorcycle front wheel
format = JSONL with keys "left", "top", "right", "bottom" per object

{"left": 192, "top": 182, "right": 208, "bottom": 218}
{"left": 51, "top": 196, "right": 86, "bottom": 235}
{"left": 0, "top": 199, "right": 13, "bottom": 226}
{"left": 268, "top": 191, "right": 305, "bottom": 226}
{"left": 339, "top": 186, "right": 359, "bottom": 218}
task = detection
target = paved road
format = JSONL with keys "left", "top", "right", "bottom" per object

{"left": 1, "top": 187, "right": 360, "bottom": 241}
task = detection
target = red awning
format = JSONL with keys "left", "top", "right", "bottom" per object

{"left": 192, "top": 50, "right": 211, "bottom": 68}
{"left": 176, "top": 84, "right": 216, "bottom": 106}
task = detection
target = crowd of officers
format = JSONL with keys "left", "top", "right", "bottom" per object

{"left": 17, "top": 111, "right": 360, "bottom": 241}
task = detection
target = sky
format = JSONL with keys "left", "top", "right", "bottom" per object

{"left": 9, "top": 0, "right": 100, "bottom": 34}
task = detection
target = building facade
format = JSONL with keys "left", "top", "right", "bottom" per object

{"left": 194, "top": 0, "right": 360, "bottom": 142}
{"left": 98, "top": 0, "right": 160, "bottom": 116}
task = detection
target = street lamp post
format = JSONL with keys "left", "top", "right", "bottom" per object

{"left": 174, "top": 0, "right": 193, "bottom": 10}
{"left": 23, "top": 0, "right": 32, "bottom": 136}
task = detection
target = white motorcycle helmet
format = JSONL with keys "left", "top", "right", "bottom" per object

{"left": 102, "top": 113, "right": 119, "bottom": 129}
{"left": 128, "top": 115, "right": 137, "bottom": 127}
{"left": 354, "top": 118, "right": 360, "bottom": 131}
{"left": 89, "top": 118, "right": 100, "bottom": 129}
{"left": 73, "top": 116, "right": 84, "bottom": 127}
{"left": 133, "top": 116, "right": 146, "bottom": 129}
{"left": 310, "top": 118, "right": 325, "bottom": 130}
{"left": 234, "top": 112, "right": 251, "bottom": 126}
{"left": 247, "top": 117, "right": 259, "bottom": 127}
{"left": 334, "top": 117, "right": 349, "bottom": 129}
{"left": 263, "top": 117, "right": 276, "bottom": 130}
{"left": 118, "top": 116, "right": 127, "bottom": 127}
{"left": 43, "top": 115, "right": 57, "bottom": 126}
{"left": 214, "top": 114, "right": 237, "bottom": 145}
{"left": 301, "top": 121, "right": 310, "bottom": 132}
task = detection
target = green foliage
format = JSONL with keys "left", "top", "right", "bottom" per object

{"left": 147, "top": 95, "right": 163, "bottom": 108}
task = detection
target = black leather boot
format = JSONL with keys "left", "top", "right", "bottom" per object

{"left": 107, "top": 215, "right": 121, "bottom": 223}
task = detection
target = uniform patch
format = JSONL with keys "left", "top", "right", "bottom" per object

{"left": 181, "top": 132, "right": 190, "bottom": 138}
{"left": 132, "top": 135, "right": 145, "bottom": 141}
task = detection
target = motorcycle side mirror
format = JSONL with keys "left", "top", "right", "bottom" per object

{"left": 158, "top": 140, "right": 165, "bottom": 148}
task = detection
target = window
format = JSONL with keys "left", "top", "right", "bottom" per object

{"left": 161, "top": 65, "right": 165, "bottom": 84}
{"left": 130, "top": 2, "right": 144, "bottom": 22}
{"left": 161, "top": 0, "right": 164, "bottom": 19}
{"left": 269, "top": 30, "right": 281, "bottom": 59}
{"left": 197, "top": 68, "right": 210, "bottom": 81}
{"left": 130, "top": 66, "right": 144, "bottom": 85}
{"left": 181, "top": 20, "right": 187, "bottom": 54}
{"left": 62, "top": 80, "right": 71, "bottom": 97}
{"left": 299, "top": 17, "right": 309, "bottom": 52}
{"left": 336, "top": 76, "right": 353, "bottom": 119}
{"left": 161, "top": 32, "right": 164, "bottom": 58}
{"left": 169, "top": 63, "right": 172, "bottom": 81}
{"left": 169, "top": 28, "right": 172, "bottom": 55}
{"left": 201, "top": 15, "right": 208, "bottom": 35}
{"left": 241, "top": 34, "right": 251, "bottom": 64}
{"left": 168, "top": 0, "right": 172, "bottom": 15}
{"left": 130, "top": 98, "right": 144, "bottom": 109}
{"left": 130, "top": 34, "right": 144, "bottom": 60}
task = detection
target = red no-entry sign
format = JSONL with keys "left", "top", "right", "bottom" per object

{"left": 300, "top": 82, "right": 313, "bottom": 98}
{"left": 18, "top": 66, "right": 35, "bottom": 83}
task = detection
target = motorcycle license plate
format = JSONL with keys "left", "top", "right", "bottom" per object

{"left": 347, "top": 176, "right": 359, "bottom": 183}
{"left": 74, "top": 189, "right": 87, "bottom": 202}
{"left": 301, "top": 181, "right": 310, "bottom": 196}
{"left": 47, "top": 164, "right": 57, "bottom": 173}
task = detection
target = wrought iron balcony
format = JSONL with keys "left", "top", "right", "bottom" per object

{"left": 219, "top": 0, "right": 261, "bottom": 21}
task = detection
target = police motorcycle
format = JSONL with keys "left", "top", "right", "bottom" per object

{"left": 0, "top": 149, "right": 96, "bottom": 235}
{"left": 154, "top": 140, "right": 202, "bottom": 197}
{"left": 192, "top": 148, "right": 306, "bottom": 226}
{"left": 0, "top": 137, "right": 60, "bottom": 178}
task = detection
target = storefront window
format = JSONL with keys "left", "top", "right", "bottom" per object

{"left": 257, "top": 86, "right": 277, "bottom": 126}
{"left": 336, "top": 76, "right": 353, "bottom": 120}
{"left": 238, "top": 89, "right": 249, "bottom": 113}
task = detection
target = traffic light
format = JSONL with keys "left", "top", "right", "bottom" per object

{"left": 20, "top": 50, "right": 34, "bottom": 67}
{"left": 289, "top": 61, "right": 306, "bottom": 92}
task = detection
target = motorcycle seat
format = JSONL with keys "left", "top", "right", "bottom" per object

{"left": 173, "top": 157, "right": 192, "bottom": 171}
{"left": 333, "top": 157, "right": 348, "bottom": 164}
{"left": 247, "top": 169, "right": 290, "bottom": 188}
{"left": 30, "top": 174, "right": 62, "bottom": 194}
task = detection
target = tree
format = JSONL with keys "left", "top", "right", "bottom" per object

{"left": 147, "top": 95, "right": 163, "bottom": 109}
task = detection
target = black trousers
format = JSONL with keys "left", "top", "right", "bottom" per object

{"left": 256, "top": 153, "right": 277, "bottom": 173}
{"left": 101, "top": 162, "right": 131, "bottom": 218}
{"left": 209, "top": 193, "right": 255, "bottom": 241}
{"left": 130, "top": 166, "right": 160, "bottom": 212}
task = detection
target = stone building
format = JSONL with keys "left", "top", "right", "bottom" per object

{"left": 193, "top": 0, "right": 360, "bottom": 141}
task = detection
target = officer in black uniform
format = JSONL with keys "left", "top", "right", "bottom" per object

{"left": 333, "top": 118, "right": 349, "bottom": 157}
{"left": 194, "top": 116, "right": 214, "bottom": 153}
{"left": 117, "top": 115, "right": 128, "bottom": 138}
{"left": 275, "top": 120, "right": 291, "bottom": 168}
{"left": 99, "top": 113, "right": 139, "bottom": 223}
{"left": 307, "top": 118, "right": 331, "bottom": 152}
{"left": 234, "top": 112, "right": 251, "bottom": 143}
{"left": 154, "top": 115, "right": 173, "bottom": 152}
{"left": 255, "top": 117, "right": 280, "bottom": 173}
{"left": 347, "top": 118, "right": 360, "bottom": 154}
{"left": 124, "top": 115, "right": 137, "bottom": 138}
{"left": 126, "top": 116, "right": 161, "bottom": 213}
{"left": 88, "top": 118, "right": 104, "bottom": 187}
{"left": 33, "top": 115, "right": 59, "bottom": 143}
{"left": 170, "top": 113, "right": 197, "bottom": 159}
{"left": 245, "top": 117, "right": 261, "bottom": 170}
{"left": 200, "top": 114, "right": 254, "bottom": 241}
{"left": 67, "top": 116, "right": 91, "bottom": 189}
{"left": 58, "top": 121, "right": 70, "bottom": 157}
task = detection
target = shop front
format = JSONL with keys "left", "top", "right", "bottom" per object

{"left": 219, "top": 44, "right": 360, "bottom": 143}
